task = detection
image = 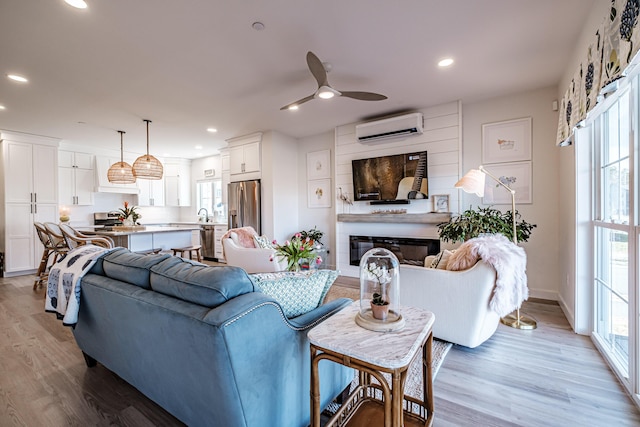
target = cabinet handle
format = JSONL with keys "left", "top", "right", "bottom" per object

{"left": 30, "top": 193, "right": 33, "bottom": 203}
{"left": 34, "top": 204, "right": 37, "bottom": 214}
{"left": 34, "top": 193, "right": 37, "bottom": 203}
{"left": 30, "top": 204, "right": 33, "bottom": 214}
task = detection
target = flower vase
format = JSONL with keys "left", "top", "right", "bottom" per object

{"left": 123, "top": 218, "right": 134, "bottom": 227}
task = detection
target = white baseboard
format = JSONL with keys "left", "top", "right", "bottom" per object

{"left": 529, "top": 288, "right": 558, "bottom": 301}
{"left": 557, "top": 293, "right": 576, "bottom": 331}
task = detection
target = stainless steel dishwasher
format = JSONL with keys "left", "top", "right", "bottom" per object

{"left": 200, "top": 225, "right": 216, "bottom": 260}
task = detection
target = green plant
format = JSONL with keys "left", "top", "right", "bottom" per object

{"left": 270, "top": 233, "right": 321, "bottom": 271}
{"left": 118, "top": 201, "right": 141, "bottom": 225}
{"left": 299, "top": 226, "right": 323, "bottom": 245}
{"left": 437, "top": 206, "right": 536, "bottom": 243}
{"left": 365, "top": 262, "right": 391, "bottom": 305}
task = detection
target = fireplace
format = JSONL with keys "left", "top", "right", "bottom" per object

{"left": 349, "top": 235, "right": 440, "bottom": 267}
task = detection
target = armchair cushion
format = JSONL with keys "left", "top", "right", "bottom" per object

{"left": 249, "top": 270, "right": 339, "bottom": 318}
{"left": 253, "top": 235, "right": 273, "bottom": 249}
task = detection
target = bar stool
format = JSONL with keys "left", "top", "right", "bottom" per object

{"left": 171, "top": 245, "right": 202, "bottom": 262}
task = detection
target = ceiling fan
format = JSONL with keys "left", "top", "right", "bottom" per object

{"left": 280, "top": 51, "right": 387, "bottom": 110}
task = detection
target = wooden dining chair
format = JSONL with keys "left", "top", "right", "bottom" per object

{"left": 33, "top": 222, "right": 55, "bottom": 290}
{"left": 59, "top": 223, "right": 114, "bottom": 249}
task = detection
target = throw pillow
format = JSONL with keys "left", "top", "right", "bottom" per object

{"left": 446, "top": 242, "right": 479, "bottom": 271}
{"left": 249, "top": 270, "right": 338, "bottom": 318}
{"left": 424, "top": 255, "right": 437, "bottom": 268}
{"left": 430, "top": 250, "right": 454, "bottom": 269}
{"left": 253, "top": 235, "right": 273, "bottom": 249}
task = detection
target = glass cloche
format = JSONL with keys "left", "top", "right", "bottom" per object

{"left": 355, "top": 247, "right": 405, "bottom": 331}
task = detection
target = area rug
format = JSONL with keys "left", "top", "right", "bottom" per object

{"left": 323, "top": 283, "right": 452, "bottom": 410}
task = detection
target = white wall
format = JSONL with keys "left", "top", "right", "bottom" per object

{"left": 334, "top": 101, "right": 462, "bottom": 277}
{"left": 297, "top": 131, "right": 336, "bottom": 268}
{"left": 557, "top": 0, "right": 610, "bottom": 329}
{"left": 261, "top": 130, "right": 299, "bottom": 243}
{"left": 461, "top": 86, "right": 560, "bottom": 300}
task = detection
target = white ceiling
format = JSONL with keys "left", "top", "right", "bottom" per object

{"left": 0, "top": 0, "right": 594, "bottom": 159}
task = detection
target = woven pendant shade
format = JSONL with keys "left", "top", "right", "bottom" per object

{"left": 107, "top": 130, "right": 136, "bottom": 184}
{"left": 133, "top": 119, "right": 163, "bottom": 180}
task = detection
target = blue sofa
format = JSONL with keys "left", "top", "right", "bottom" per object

{"left": 72, "top": 248, "right": 353, "bottom": 427}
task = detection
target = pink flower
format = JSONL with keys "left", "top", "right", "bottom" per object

{"left": 294, "top": 233, "right": 302, "bottom": 238}
{"left": 284, "top": 240, "right": 290, "bottom": 246}
{"left": 272, "top": 239, "right": 277, "bottom": 245}
{"left": 269, "top": 255, "right": 274, "bottom": 262}
{"left": 315, "top": 256, "right": 322, "bottom": 265}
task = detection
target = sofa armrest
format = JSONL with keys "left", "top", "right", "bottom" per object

{"left": 288, "top": 297, "right": 352, "bottom": 330}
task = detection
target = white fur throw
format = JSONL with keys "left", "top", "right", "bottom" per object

{"left": 447, "top": 234, "right": 528, "bottom": 316}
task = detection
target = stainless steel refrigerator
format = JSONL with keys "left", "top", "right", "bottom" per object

{"left": 228, "top": 179, "right": 261, "bottom": 234}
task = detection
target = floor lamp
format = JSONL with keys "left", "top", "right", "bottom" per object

{"left": 455, "top": 165, "right": 537, "bottom": 330}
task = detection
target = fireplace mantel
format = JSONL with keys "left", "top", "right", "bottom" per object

{"left": 337, "top": 213, "right": 451, "bottom": 224}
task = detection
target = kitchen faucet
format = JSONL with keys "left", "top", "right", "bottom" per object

{"left": 197, "top": 208, "right": 209, "bottom": 222}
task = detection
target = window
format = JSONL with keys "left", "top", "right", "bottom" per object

{"left": 196, "top": 180, "right": 223, "bottom": 219}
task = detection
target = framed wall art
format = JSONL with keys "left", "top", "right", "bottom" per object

{"left": 307, "top": 149, "right": 331, "bottom": 180}
{"left": 432, "top": 194, "right": 449, "bottom": 213}
{"left": 482, "top": 117, "right": 532, "bottom": 164}
{"left": 482, "top": 161, "right": 532, "bottom": 204}
{"left": 308, "top": 179, "right": 332, "bottom": 208}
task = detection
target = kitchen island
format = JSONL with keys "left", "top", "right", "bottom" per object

{"left": 90, "top": 225, "right": 200, "bottom": 253}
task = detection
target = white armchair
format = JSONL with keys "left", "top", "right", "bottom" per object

{"left": 222, "top": 234, "right": 287, "bottom": 274}
{"left": 399, "top": 261, "right": 501, "bottom": 348}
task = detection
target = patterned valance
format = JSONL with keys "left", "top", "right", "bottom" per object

{"left": 557, "top": 0, "right": 640, "bottom": 146}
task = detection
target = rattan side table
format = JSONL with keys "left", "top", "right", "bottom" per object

{"left": 309, "top": 301, "right": 435, "bottom": 427}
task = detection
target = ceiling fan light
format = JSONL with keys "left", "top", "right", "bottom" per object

{"left": 317, "top": 88, "right": 335, "bottom": 99}
{"left": 108, "top": 130, "right": 136, "bottom": 184}
{"left": 288, "top": 105, "right": 299, "bottom": 111}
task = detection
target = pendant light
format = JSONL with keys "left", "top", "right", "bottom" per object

{"left": 132, "top": 119, "right": 163, "bottom": 180}
{"left": 107, "top": 130, "right": 136, "bottom": 184}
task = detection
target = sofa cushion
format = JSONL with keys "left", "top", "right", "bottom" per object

{"left": 249, "top": 269, "right": 338, "bottom": 318}
{"left": 99, "top": 248, "right": 171, "bottom": 289}
{"left": 447, "top": 243, "right": 480, "bottom": 271}
{"left": 253, "top": 235, "right": 273, "bottom": 249}
{"left": 150, "top": 256, "right": 256, "bottom": 308}
{"left": 430, "top": 250, "right": 455, "bottom": 269}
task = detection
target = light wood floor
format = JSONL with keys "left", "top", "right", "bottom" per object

{"left": 1, "top": 273, "right": 639, "bottom": 426}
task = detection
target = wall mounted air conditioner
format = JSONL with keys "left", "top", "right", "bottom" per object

{"left": 355, "top": 112, "right": 424, "bottom": 143}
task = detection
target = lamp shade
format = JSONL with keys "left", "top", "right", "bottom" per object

{"left": 107, "top": 131, "right": 136, "bottom": 184}
{"left": 133, "top": 119, "right": 163, "bottom": 180}
{"left": 454, "top": 169, "right": 485, "bottom": 197}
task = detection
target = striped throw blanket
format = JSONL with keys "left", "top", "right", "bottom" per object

{"left": 45, "top": 244, "right": 115, "bottom": 327}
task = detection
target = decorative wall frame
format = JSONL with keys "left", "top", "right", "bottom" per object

{"left": 432, "top": 194, "right": 449, "bottom": 213}
{"left": 482, "top": 161, "right": 532, "bottom": 205}
{"left": 308, "top": 179, "right": 332, "bottom": 208}
{"left": 482, "top": 117, "right": 532, "bottom": 164}
{"left": 307, "top": 149, "right": 331, "bottom": 180}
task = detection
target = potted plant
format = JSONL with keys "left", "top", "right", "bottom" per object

{"left": 437, "top": 206, "right": 536, "bottom": 243}
{"left": 365, "top": 262, "right": 392, "bottom": 320}
{"left": 270, "top": 233, "right": 322, "bottom": 271}
{"left": 299, "top": 226, "right": 324, "bottom": 246}
{"left": 118, "top": 201, "right": 142, "bottom": 226}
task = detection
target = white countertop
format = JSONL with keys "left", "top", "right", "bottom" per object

{"left": 90, "top": 225, "right": 200, "bottom": 236}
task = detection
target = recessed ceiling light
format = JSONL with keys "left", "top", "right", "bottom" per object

{"left": 64, "top": 0, "right": 88, "bottom": 9}
{"left": 288, "top": 105, "right": 299, "bottom": 111}
{"left": 438, "top": 58, "right": 454, "bottom": 67}
{"left": 207, "top": 128, "right": 217, "bottom": 133}
{"left": 7, "top": 74, "right": 28, "bottom": 83}
{"left": 252, "top": 21, "right": 265, "bottom": 31}
{"left": 0, "top": 105, "right": 5, "bottom": 110}
{"left": 195, "top": 145, "right": 203, "bottom": 150}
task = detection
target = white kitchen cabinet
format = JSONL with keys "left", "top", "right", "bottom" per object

{"left": 138, "top": 178, "right": 165, "bottom": 206}
{"left": 214, "top": 224, "right": 227, "bottom": 262}
{"left": 230, "top": 142, "right": 260, "bottom": 175}
{"left": 59, "top": 150, "right": 94, "bottom": 205}
{"left": 164, "top": 160, "right": 191, "bottom": 206}
{"left": 228, "top": 132, "right": 261, "bottom": 180}
{"left": 1, "top": 133, "right": 59, "bottom": 275}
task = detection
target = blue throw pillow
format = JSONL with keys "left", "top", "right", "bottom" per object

{"left": 249, "top": 269, "right": 338, "bottom": 318}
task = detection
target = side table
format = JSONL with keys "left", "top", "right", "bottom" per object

{"left": 309, "top": 301, "right": 435, "bottom": 427}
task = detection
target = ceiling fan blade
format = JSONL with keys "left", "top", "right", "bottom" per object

{"left": 280, "top": 94, "right": 315, "bottom": 110}
{"left": 339, "top": 91, "right": 388, "bottom": 101}
{"left": 306, "top": 51, "right": 329, "bottom": 87}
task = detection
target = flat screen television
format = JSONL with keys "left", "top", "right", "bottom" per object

{"left": 351, "top": 151, "right": 428, "bottom": 202}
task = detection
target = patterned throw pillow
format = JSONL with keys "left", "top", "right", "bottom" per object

{"left": 253, "top": 235, "right": 273, "bottom": 249}
{"left": 249, "top": 270, "right": 339, "bottom": 318}
{"left": 430, "top": 250, "right": 455, "bottom": 269}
